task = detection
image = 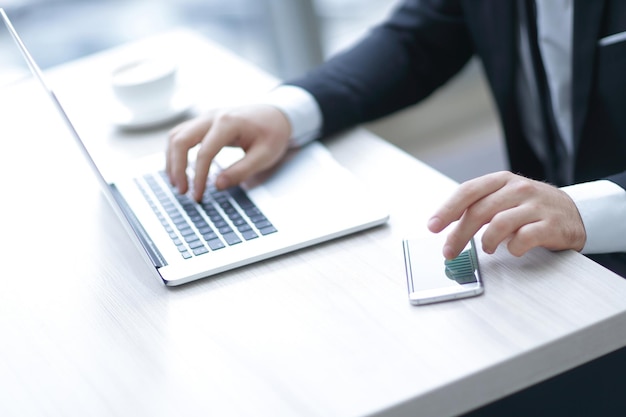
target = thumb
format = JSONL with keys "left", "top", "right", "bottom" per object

{"left": 215, "top": 144, "right": 285, "bottom": 190}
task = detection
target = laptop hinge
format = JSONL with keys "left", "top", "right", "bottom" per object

{"left": 109, "top": 184, "right": 167, "bottom": 268}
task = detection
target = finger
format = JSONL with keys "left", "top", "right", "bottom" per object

{"left": 215, "top": 142, "right": 284, "bottom": 190}
{"left": 167, "top": 134, "right": 192, "bottom": 193}
{"left": 166, "top": 118, "right": 200, "bottom": 178}
{"left": 428, "top": 172, "right": 510, "bottom": 233}
{"left": 507, "top": 214, "right": 586, "bottom": 256}
{"left": 167, "top": 117, "right": 213, "bottom": 193}
{"left": 506, "top": 221, "right": 545, "bottom": 257}
{"left": 166, "top": 122, "right": 186, "bottom": 181}
{"left": 441, "top": 183, "right": 521, "bottom": 259}
{"left": 441, "top": 212, "right": 482, "bottom": 260}
{"left": 192, "top": 117, "right": 240, "bottom": 201}
{"left": 480, "top": 205, "right": 538, "bottom": 254}
{"left": 167, "top": 121, "right": 186, "bottom": 141}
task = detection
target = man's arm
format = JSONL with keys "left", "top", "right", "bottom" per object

{"left": 287, "top": 0, "right": 474, "bottom": 137}
{"left": 167, "top": 0, "right": 475, "bottom": 199}
{"left": 262, "top": 85, "right": 322, "bottom": 148}
{"left": 270, "top": 83, "right": 626, "bottom": 258}
{"left": 562, "top": 180, "right": 626, "bottom": 254}
{"left": 428, "top": 172, "right": 626, "bottom": 260}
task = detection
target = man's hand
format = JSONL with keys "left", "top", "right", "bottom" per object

{"left": 427, "top": 171, "right": 587, "bottom": 259}
{"left": 166, "top": 104, "right": 292, "bottom": 201}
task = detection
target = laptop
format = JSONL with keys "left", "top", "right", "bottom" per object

{"left": 1, "top": 9, "right": 389, "bottom": 286}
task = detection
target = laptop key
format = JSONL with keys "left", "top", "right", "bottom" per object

{"left": 184, "top": 233, "right": 199, "bottom": 243}
{"left": 197, "top": 225, "right": 213, "bottom": 235}
{"left": 207, "top": 238, "right": 225, "bottom": 251}
{"left": 188, "top": 239, "right": 205, "bottom": 250}
{"left": 250, "top": 214, "right": 266, "bottom": 224}
{"left": 213, "top": 219, "right": 228, "bottom": 229}
{"left": 231, "top": 217, "right": 247, "bottom": 227}
{"left": 179, "top": 226, "right": 196, "bottom": 237}
{"left": 223, "top": 232, "right": 242, "bottom": 246}
{"left": 202, "top": 231, "right": 218, "bottom": 241}
{"left": 242, "top": 230, "right": 258, "bottom": 240}
{"left": 237, "top": 223, "right": 252, "bottom": 232}
{"left": 259, "top": 226, "right": 277, "bottom": 236}
{"left": 218, "top": 225, "right": 233, "bottom": 235}
{"left": 254, "top": 219, "right": 272, "bottom": 229}
{"left": 228, "top": 187, "right": 255, "bottom": 209}
{"left": 192, "top": 246, "right": 209, "bottom": 256}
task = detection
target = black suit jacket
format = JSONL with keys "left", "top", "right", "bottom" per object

{"left": 289, "top": 0, "right": 626, "bottom": 190}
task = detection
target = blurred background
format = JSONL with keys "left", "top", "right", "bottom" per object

{"left": 1, "top": 0, "right": 506, "bottom": 181}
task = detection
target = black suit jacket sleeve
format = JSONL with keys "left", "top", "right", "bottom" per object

{"left": 287, "top": 0, "right": 626, "bottom": 192}
{"left": 287, "top": 0, "right": 473, "bottom": 137}
{"left": 607, "top": 172, "right": 626, "bottom": 190}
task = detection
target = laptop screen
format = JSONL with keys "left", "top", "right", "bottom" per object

{"left": 0, "top": 8, "right": 127, "bottom": 200}
{"left": 0, "top": 10, "right": 33, "bottom": 89}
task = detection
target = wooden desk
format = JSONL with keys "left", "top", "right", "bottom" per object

{"left": 2, "top": 30, "right": 626, "bottom": 417}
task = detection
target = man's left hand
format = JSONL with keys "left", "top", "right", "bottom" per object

{"left": 427, "top": 171, "right": 587, "bottom": 259}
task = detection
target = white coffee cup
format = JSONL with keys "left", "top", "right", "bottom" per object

{"left": 111, "top": 57, "right": 177, "bottom": 114}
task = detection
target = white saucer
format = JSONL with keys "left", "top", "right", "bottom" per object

{"left": 110, "top": 88, "right": 194, "bottom": 130}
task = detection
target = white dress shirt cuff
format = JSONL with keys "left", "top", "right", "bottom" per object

{"left": 561, "top": 180, "right": 626, "bottom": 254}
{"left": 261, "top": 85, "right": 322, "bottom": 148}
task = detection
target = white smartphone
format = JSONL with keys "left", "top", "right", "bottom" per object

{"left": 403, "top": 234, "right": 483, "bottom": 305}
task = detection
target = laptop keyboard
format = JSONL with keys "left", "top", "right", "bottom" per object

{"left": 136, "top": 171, "right": 277, "bottom": 260}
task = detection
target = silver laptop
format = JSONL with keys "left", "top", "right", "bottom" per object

{"left": 1, "top": 9, "right": 389, "bottom": 286}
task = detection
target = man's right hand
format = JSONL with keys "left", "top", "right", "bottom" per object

{"left": 166, "top": 104, "right": 292, "bottom": 201}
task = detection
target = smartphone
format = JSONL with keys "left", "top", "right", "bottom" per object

{"left": 403, "top": 234, "right": 483, "bottom": 305}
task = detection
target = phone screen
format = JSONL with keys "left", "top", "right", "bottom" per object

{"left": 403, "top": 234, "right": 482, "bottom": 305}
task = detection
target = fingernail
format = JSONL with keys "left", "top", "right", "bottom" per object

{"left": 442, "top": 245, "right": 456, "bottom": 260}
{"left": 428, "top": 217, "right": 443, "bottom": 232}
{"left": 215, "top": 175, "right": 229, "bottom": 190}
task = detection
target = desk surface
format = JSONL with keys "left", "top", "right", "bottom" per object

{"left": 2, "top": 30, "right": 626, "bottom": 417}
